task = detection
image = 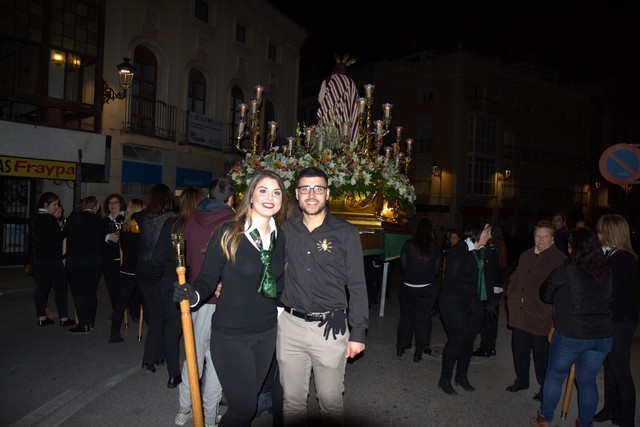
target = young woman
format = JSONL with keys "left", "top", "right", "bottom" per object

{"left": 396, "top": 217, "right": 442, "bottom": 362}
{"left": 135, "top": 184, "right": 176, "bottom": 377}
{"left": 438, "top": 218, "right": 494, "bottom": 395}
{"left": 594, "top": 214, "right": 637, "bottom": 427}
{"left": 109, "top": 198, "right": 145, "bottom": 343}
{"left": 32, "top": 192, "right": 73, "bottom": 326}
{"left": 64, "top": 196, "right": 104, "bottom": 334}
{"left": 102, "top": 194, "right": 126, "bottom": 311}
{"left": 531, "top": 228, "right": 613, "bottom": 427}
{"left": 149, "top": 187, "right": 204, "bottom": 388}
{"left": 174, "top": 171, "right": 287, "bottom": 426}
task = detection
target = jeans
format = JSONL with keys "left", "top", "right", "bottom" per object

{"left": 541, "top": 331, "right": 613, "bottom": 426}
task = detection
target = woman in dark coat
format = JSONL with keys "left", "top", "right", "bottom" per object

{"left": 32, "top": 192, "right": 74, "bottom": 326}
{"left": 64, "top": 196, "right": 104, "bottom": 333}
{"left": 135, "top": 184, "right": 176, "bottom": 382}
{"left": 438, "top": 218, "right": 494, "bottom": 395}
{"left": 594, "top": 214, "right": 637, "bottom": 427}
{"left": 396, "top": 217, "right": 442, "bottom": 362}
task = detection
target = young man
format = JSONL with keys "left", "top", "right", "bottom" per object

{"left": 277, "top": 167, "right": 368, "bottom": 426}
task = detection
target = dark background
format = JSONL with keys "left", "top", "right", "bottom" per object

{"left": 270, "top": 1, "right": 639, "bottom": 82}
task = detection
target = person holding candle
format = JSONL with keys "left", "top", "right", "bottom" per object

{"left": 173, "top": 171, "right": 287, "bottom": 426}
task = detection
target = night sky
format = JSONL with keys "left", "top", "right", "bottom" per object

{"left": 269, "top": 1, "right": 638, "bottom": 83}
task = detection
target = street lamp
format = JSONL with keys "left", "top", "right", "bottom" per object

{"left": 431, "top": 161, "right": 441, "bottom": 178}
{"left": 496, "top": 166, "right": 511, "bottom": 182}
{"left": 103, "top": 58, "right": 135, "bottom": 104}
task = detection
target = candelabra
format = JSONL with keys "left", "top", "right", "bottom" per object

{"left": 235, "top": 84, "right": 278, "bottom": 154}
{"left": 357, "top": 84, "right": 412, "bottom": 173}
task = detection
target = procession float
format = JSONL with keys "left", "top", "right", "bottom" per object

{"left": 228, "top": 55, "right": 416, "bottom": 233}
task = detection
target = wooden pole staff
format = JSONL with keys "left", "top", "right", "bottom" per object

{"left": 173, "top": 234, "right": 203, "bottom": 427}
{"left": 137, "top": 306, "right": 144, "bottom": 341}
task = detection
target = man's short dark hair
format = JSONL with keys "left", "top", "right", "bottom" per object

{"left": 209, "top": 178, "right": 234, "bottom": 202}
{"left": 297, "top": 167, "right": 328, "bottom": 184}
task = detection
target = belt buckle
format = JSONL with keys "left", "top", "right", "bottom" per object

{"left": 304, "top": 313, "right": 321, "bottom": 322}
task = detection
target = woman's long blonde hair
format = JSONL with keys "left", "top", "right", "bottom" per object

{"left": 596, "top": 214, "right": 638, "bottom": 260}
{"left": 122, "top": 199, "right": 145, "bottom": 232}
{"left": 220, "top": 171, "right": 287, "bottom": 263}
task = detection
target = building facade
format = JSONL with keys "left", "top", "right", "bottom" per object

{"left": 0, "top": 0, "right": 306, "bottom": 265}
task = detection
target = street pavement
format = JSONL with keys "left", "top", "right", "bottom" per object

{"left": 0, "top": 264, "right": 637, "bottom": 426}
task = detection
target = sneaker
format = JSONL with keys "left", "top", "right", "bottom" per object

{"left": 175, "top": 410, "right": 192, "bottom": 426}
{"left": 205, "top": 414, "right": 223, "bottom": 427}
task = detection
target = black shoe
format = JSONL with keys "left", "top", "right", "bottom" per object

{"left": 167, "top": 375, "right": 182, "bottom": 389}
{"left": 142, "top": 363, "right": 156, "bottom": 373}
{"left": 506, "top": 383, "right": 529, "bottom": 392}
{"left": 155, "top": 359, "right": 165, "bottom": 366}
{"left": 403, "top": 343, "right": 412, "bottom": 350}
{"left": 38, "top": 318, "right": 55, "bottom": 326}
{"left": 438, "top": 379, "right": 457, "bottom": 396}
{"left": 89, "top": 322, "right": 95, "bottom": 330}
{"left": 455, "top": 378, "right": 475, "bottom": 391}
{"left": 413, "top": 354, "right": 422, "bottom": 363}
{"left": 488, "top": 349, "right": 496, "bottom": 356}
{"left": 473, "top": 349, "right": 492, "bottom": 357}
{"left": 532, "top": 391, "right": 542, "bottom": 401}
{"left": 396, "top": 347, "right": 404, "bottom": 357}
{"left": 68, "top": 325, "right": 90, "bottom": 334}
{"left": 423, "top": 346, "right": 432, "bottom": 355}
{"left": 593, "top": 408, "right": 620, "bottom": 423}
{"left": 109, "top": 334, "right": 124, "bottom": 344}
{"left": 59, "top": 318, "right": 76, "bottom": 326}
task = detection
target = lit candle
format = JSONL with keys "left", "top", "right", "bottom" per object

{"left": 250, "top": 100, "right": 258, "bottom": 115}
{"left": 374, "top": 120, "right": 383, "bottom": 138}
{"left": 237, "top": 120, "right": 246, "bottom": 137}
{"left": 358, "top": 98, "right": 366, "bottom": 115}
{"left": 287, "top": 137, "right": 295, "bottom": 154}
{"left": 268, "top": 121, "right": 277, "bottom": 136}
{"left": 254, "top": 85, "right": 264, "bottom": 103}
{"left": 382, "top": 103, "right": 392, "bottom": 121}
{"left": 318, "top": 139, "right": 323, "bottom": 152}
{"left": 341, "top": 121, "right": 350, "bottom": 139}
{"left": 385, "top": 147, "right": 392, "bottom": 161}
{"left": 364, "top": 84, "right": 375, "bottom": 100}
{"left": 305, "top": 128, "right": 313, "bottom": 145}
{"left": 396, "top": 152, "right": 404, "bottom": 169}
{"left": 239, "top": 103, "right": 247, "bottom": 119}
{"left": 406, "top": 138, "right": 413, "bottom": 155}
{"left": 393, "top": 142, "right": 399, "bottom": 156}
{"left": 395, "top": 126, "right": 403, "bottom": 141}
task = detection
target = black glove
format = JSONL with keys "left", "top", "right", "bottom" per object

{"left": 173, "top": 282, "right": 198, "bottom": 305}
{"left": 318, "top": 310, "right": 347, "bottom": 340}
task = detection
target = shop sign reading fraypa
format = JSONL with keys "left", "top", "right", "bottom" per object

{"left": 0, "top": 155, "right": 76, "bottom": 180}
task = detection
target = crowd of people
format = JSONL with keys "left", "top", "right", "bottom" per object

{"left": 30, "top": 174, "right": 637, "bottom": 426}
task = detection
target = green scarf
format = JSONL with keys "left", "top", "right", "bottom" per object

{"left": 472, "top": 247, "right": 487, "bottom": 301}
{"left": 249, "top": 228, "right": 277, "bottom": 299}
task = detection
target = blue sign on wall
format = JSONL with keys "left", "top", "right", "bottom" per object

{"left": 176, "top": 167, "right": 212, "bottom": 189}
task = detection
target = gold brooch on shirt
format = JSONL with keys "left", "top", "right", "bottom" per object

{"left": 317, "top": 239, "right": 333, "bottom": 252}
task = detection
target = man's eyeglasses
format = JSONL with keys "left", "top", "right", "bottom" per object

{"left": 297, "top": 185, "right": 327, "bottom": 195}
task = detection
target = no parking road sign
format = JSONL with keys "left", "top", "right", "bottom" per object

{"left": 599, "top": 143, "right": 640, "bottom": 185}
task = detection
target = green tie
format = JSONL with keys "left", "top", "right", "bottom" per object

{"left": 472, "top": 248, "right": 487, "bottom": 302}
{"left": 249, "top": 228, "right": 277, "bottom": 299}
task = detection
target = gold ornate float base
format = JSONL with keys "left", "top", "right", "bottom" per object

{"left": 328, "top": 192, "right": 408, "bottom": 230}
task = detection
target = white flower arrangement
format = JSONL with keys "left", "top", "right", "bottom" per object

{"left": 228, "top": 129, "right": 416, "bottom": 215}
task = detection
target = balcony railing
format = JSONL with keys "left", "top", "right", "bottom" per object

{"left": 122, "top": 94, "right": 177, "bottom": 141}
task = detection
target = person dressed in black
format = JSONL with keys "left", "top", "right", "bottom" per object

{"left": 135, "top": 184, "right": 176, "bottom": 376}
{"left": 174, "top": 171, "right": 287, "bottom": 426}
{"left": 396, "top": 217, "right": 442, "bottom": 362}
{"left": 594, "top": 214, "right": 638, "bottom": 426}
{"left": 101, "top": 194, "right": 126, "bottom": 311}
{"left": 472, "top": 236, "right": 503, "bottom": 357}
{"left": 438, "top": 218, "right": 495, "bottom": 395}
{"left": 64, "top": 196, "right": 104, "bottom": 334}
{"left": 109, "top": 198, "right": 145, "bottom": 343}
{"left": 32, "top": 192, "right": 74, "bottom": 326}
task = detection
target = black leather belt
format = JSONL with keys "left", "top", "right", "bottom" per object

{"left": 283, "top": 306, "right": 330, "bottom": 322}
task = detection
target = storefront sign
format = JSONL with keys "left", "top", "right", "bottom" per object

{"left": 0, "top": 155, "right": 76, "bottom": 180}
{"left": 188, "top": 112, "right": 223, "bottom": 149}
